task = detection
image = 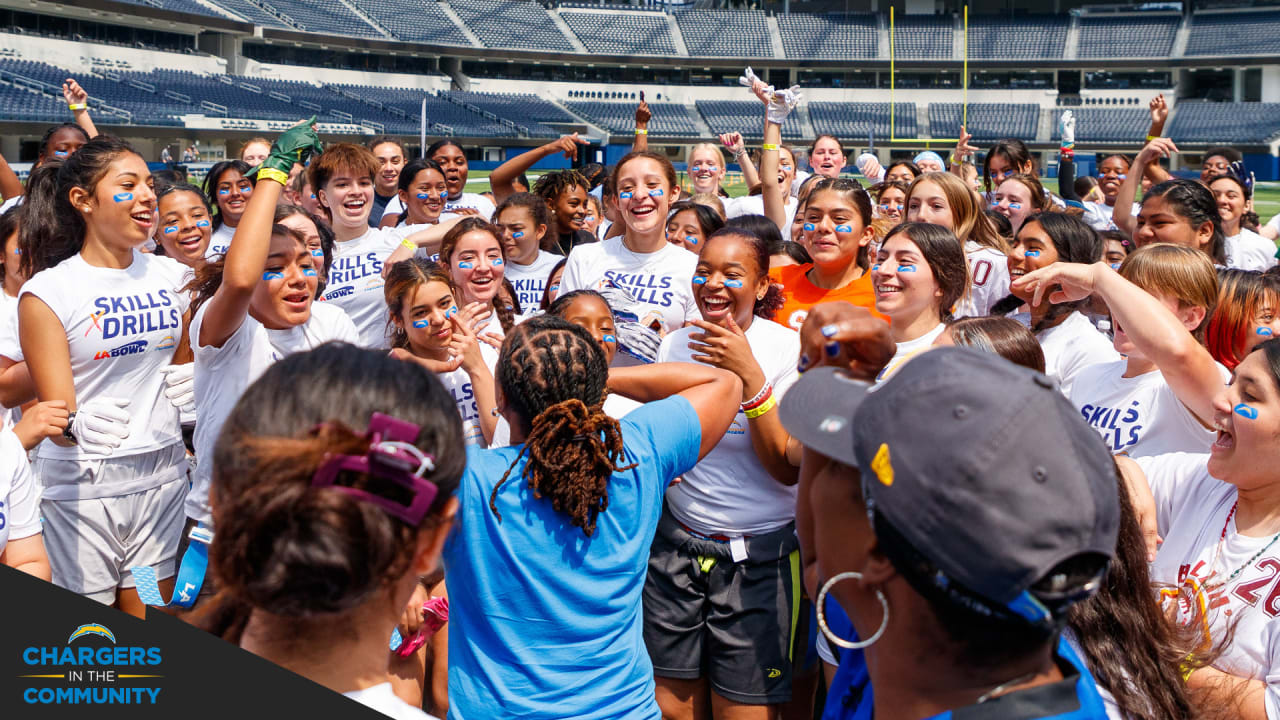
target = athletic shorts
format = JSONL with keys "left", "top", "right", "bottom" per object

{"left": 643, "top": 509, "right": 801, "bottom": 705}
{"left": 36, "top": 444, "right": 188, "bottom": 604}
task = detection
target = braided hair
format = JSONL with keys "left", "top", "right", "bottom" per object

{"left": 489, "top": 316, "right": 635, "bottom": 537}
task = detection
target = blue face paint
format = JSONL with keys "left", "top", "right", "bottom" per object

{"left": 619, "top": 191, "right": 633, "bottom": 199}
{"left": 262, "top": 271, "right": 284, "bottom": 281}
{"left": 692, "top": 276, "right": 707, "bottom": 285}
{"left": 311, "top": 248, "right": 324, "bottom": 258}
{"left": 492, "top": 258, "right": 504, "bottom": 266}
{"left": 602, "top": 334, "right": 617, "bottom": 344}
{"left": 1118, "top": 174, "right": 1127, "bottom": 181}
{"left": 512, "top": 231, "right": 524, "bottom": 240}
{"left": 835, "top": 224, "right": 853, "bottom": 233}
{"left": 113, "top": 192, "right": 132, "bottom": 203}
{"left": 898, "top": 265, "right": 918, "bottom": 273}
{"left": 303, "top": 268, "right": 318, "bottom": 277}
{"left": 445, "top": 306, "right": 458, "bottom": 319}
{"left": 1025, "top": 250, "right": 1041, "bottom": 257}
{"left": 53, "top": 150, "right": 68, "bottom": 158}
{"left": 458, "top": 261, "right": 474, "bottom": 269}
{"left": 871, "top": 264, "right": 881, "bottom": 271}
{"left": 196, "top": 219, "right": 210, "bottom": 228}
{"left": 724, "top": 279, "right": 744, "bottom": 288}
{"left": 548, "top": 283, "right": 560, "bottom": 293}
{"left": 163, "top": 226, "right": 177, "bottom": 234}
{"left": 1235, "top": 403, "right": 1259, "bottom": 420}
{"left": 1258, "top": 327, "right": 1274, "bottom": 337}
{"left": 649, "top": 189, "right": 664, "bottom": 198}
{"left": 803, "top": 223, "right": 816, "bottom": 232}
{"left": 1009, "top": 203, "right": 1022, "bottom": 210}
{"left": 218, "top": 189, "right": 229, "bottom": 196}
{"left": 412, "top": 319, "right": 430, "bottom": 329}
{"left": 417, "top": 193, "right": 430, "bottom": 200}
{"left": 685, "top": 235, "right": 699, "bottom": 246}
{"left": 1110, "top": 263, "right": 1121, "bottom": 270}
{"left": 310, "top": 193, "right": 317, "bottom": 200}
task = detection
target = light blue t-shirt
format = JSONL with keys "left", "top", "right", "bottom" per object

{"left": 444, "top": 396, "right": 702, "bottom": 720}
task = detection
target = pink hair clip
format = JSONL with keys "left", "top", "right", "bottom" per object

{"left": 312, "top": 413, "right": 439, "bottom": 525}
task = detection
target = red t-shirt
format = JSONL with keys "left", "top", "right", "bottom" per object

{"left": 769, "top": 264, "right": 888, "bottom": 331}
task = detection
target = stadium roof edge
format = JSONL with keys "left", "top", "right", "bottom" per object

{"left": 14, "top": 0, "right": 251, "bottom": 34}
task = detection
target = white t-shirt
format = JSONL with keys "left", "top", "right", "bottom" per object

{"left": 1138, "top": 453, "right": 1280, "bottom": 717}
{"left": 1226, "top": 229, "right": 1277, "bottom": 271}
{"left": 559, "top": 237, "right": 699, "bottom": 337}
{"left": 1069, "top": 360, "right": 1226, "bottom": 457}
{"left": 323, "top": 226, "right": 423, "bottom": 348}
{"left": 0, "top": 293, "right": 20, "bottom": 433}
{"left": 378, "top": 194, "right": 405, "bottom": 224}
{"left": 0, "top": 195, "right": 21, "bottom": 214}
{"left": 187, "top": 300, "right": 357, "bottom": 524}
{"left": 205, "top": 223, "right": 235, "bottom": 260}
{"left": 504, "top": 250, "right": 562, "bottom": 312}
{"left": 1031, "top": 310, "right": 1121, "bottom": 396}
{"left": 876, "top": 323, "right": 946, "bottom": 383}
{"left": 343, "top": 683, "right": 439, "bottom": 720}
{"left": 603, "top": 392, "right": 642, "bottom": 419}
{"left": 20, "top": 251, "right": 190, "bottom": 463}
{"left": 956, "top": 241, "right": 1010, "bottom": 318}
{"left": 436, "top": 342, "right": 504, "bottom": 448}
{"left": 658, "top": 318, "right": 801, "bottom": 536}
{"left": 0, "top": 429, "right": 41, "bottom": 555}
{"left": 445, "top": 192, "right": 496, "bottom": 220}
{"left": 725, "top": 195, "right": 799, "bottom": 233}
{"left": 1266, "top": 213, "right": 1280, "bottom": 237}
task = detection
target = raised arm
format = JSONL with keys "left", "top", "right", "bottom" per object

{"left": 380, "top": 216, "right": 466, "bottom": 276}
{"left": 490, "top": 134, "right": 586, "bottom": 205}
{"left": 199, "top": 121, "right": 321, "bottom": 348}
{"left": 62, "top": 79, "right": 98, "bottom": 139}
{"left": 1058, "top": 111, "right": 1081, "bottom": 203}
{"left": 1114, "top": 138, "right": 1177, "bottom": 237}
{"left": 607, "top": 362, "right": 741, "bottom": 459}
{"left": 632, "top": 99, "right": 651, "bottom": 153}
{"left": 750, "top": 78, "right": 801, "bottom": 231}
{"left": 949, "top": 126, "right": 978, "bottom": 178}
{"left": 0, "top": 151, "right": 22, "bottom": 202}
{"left": 1012, "top": 260, "right": 1222, "bottom": 425}
{"left": 720, "top": 132, "right": 760, "bottom": 192}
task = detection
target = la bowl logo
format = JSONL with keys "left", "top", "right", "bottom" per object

{"left": 19, "top": 623, "right": 163, "bottom": 706}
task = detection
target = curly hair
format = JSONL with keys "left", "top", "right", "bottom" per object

{"left": 489, "top": 316, "right": 636, "bottom": 537}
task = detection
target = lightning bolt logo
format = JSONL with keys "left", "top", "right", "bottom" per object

{"left": 67, "top": 624, "right": 116, "bottom": 644}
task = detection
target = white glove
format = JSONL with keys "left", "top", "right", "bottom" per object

{"left": 73, "top": 397, "right": 131, "bottom": 455}
{"left": 739, "top": 67, "right": 803, "bottom": 125}
{"left": 738, "top": 66, "right": 764, "bottom": 91}
{"left": 160, "top": 363, "right": 196, "bottom": 415}
{"left": 1059, "top": 110, "right": 1075, "bottom": 147}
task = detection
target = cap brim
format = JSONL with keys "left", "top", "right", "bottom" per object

{"left": 779, "top": 367, "right": 873, "bottom": 467}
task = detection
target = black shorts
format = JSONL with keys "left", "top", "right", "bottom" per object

{"left": 643, "top": 509, "right": 801, "bottom": 705}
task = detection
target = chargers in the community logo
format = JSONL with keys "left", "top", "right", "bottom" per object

{"left": 19, "top": 623, "right": 163, "bottom": 705}
{"left": 154, "top": 335, "right": 176, "bottom": 351}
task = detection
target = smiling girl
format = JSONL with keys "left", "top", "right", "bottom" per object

{"left": 649, "top": 226, "right": 799, "bottom": 719}
{"left": 687, "top": 142, "right": 729, "bottom": 197}
{"left": 560, "top": 151, "right": 700, "bottom": 345}
{"left": 1208, "top": 173, "right": 1275, "bottom": 271}
{"left": 905, "top": 171, "right": 1010, "bottom": 317}
{"left": 808, "top": 135, "right": 846, "bottom": 180}
{"left": 771, "top": 178, "right": 884, "bottom": 332}
{"left": 438, "top": 218, "right": 512, "bottom": 343}
{"left": 384, "top": 258, "right": 500, "bottom": 448}
{"left": 202, "top": 159, "right": 254, "bottom": 260}
{"left": 495, "top": 193, "right": 560, "bottom": 312}
{"left": 992, "top": 174, "right": 1050, "bottom": 233}
{"left": 18, "top": 136, "right": 193, "bottom": 615}
{"left": 155, "top": 183, "right": 212, "bottom": 270}
{"left": 1207, "top": 270, "right": 1280, "bottom": 371}
{"left": 427, "top": 139, "right": 495, "bottom": 219}
{"left": 382, "top": 158, "right": 455, "bottom": 229}
{"left": 1114, "top": 139, "right": 1229, "bottom": 267}
{"left": 533, "top": 170, "right": 596, "bottom": 256}
{"left": 871, "top": 222, "right": 969, "bottom": 381}
{"left": 665, "top": 200, "right": 724, "bottom": 253}
{"left": 999, "top": 213, "right": 1119, "bottom": 395}
{"left": 310, "top": 143, "right": 461, "bottom": 348}
{"left": 186, "top": 123, "right": 356, "bottom": 536}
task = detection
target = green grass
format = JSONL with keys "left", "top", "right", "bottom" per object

{"left": 1253, "top": 183, "right": 1280, "bottom": 223}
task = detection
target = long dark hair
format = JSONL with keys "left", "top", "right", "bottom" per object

{"left": 667, "top": 200, "right": 725, "bottom": 244}
{"left": 439, "top": 217, "right": 514, "bottom": 333}
{"left": 879, "top": 222, "right": 969, "bottom": 322}
{"left": 203, "top": 159, "right": 254, "bottom": 231}
{"left": 275, "top": 203, "right": 334, "bottom": 298}
{"left": 983, "top": 138, "right": 1035, "bottom": 193}
{"left": 1143, "top": 179, "right": 1227, "bottom": 266}
{"left": 488, "top": 315, "right": 636, "bottom": 537}
{"left": 18, "top": 135, "right": 140, "bottom": 277}
{"left": 992, "top": 213, "right": 1103, "bottom": 330}
{"left": 201, "top": 343, "right": 465, "bottom": 639}
{"left": 392, "top": 157, "right": 446, "bottom": 226}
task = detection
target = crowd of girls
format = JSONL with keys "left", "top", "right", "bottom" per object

{"left": 4, "top": 72, "right": 1280, "bottom": 720}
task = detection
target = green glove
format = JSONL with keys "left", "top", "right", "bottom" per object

{"left": 251, "top": 116, "right": 323, "bottom": 180}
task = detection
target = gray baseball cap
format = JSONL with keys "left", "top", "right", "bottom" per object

{"left": 781, "top": 347, "right": 1119, "bottom": 627}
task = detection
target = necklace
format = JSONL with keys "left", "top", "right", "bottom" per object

{"left": 975, "top": 670, "right": 1040, "bottom": 704}
{"left": 1206, "top": 501, "right": 1280, "bottom": 589}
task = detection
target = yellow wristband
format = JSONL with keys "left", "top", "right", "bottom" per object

{"left": 1147, "top": 135, "right": 1159, "bottom": 142}
{"left": 400, "top": 237, "right": 417, "bottom": 250}
{"left": 744, "top": 394, "right": 778, "bottom": 420}
{"left": 635, "top": 129, "right": 647, "bottom": 135}
{"left": 68, "top": 103, "right": 86, "bottom": 111}
{"left": 257, "top": 167, "right": 289, "bottom": 187}
{"left": 761, "top": 143, "right": 778, "bottom": 151}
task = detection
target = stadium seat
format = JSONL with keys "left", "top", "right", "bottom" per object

{"left": 1168, "top": 100, "right": 1280, "bottom": 143}
{"left": 349, "top": 0, "right": 473, "bottom": 45}
{"left": 561, "top": 11, "right": 678, "bottom": 56}
{"left": 566, "top": 101, "right": 700, "bottom": 137}
{"left": 1186, "top": 10, "right": 1280, "bottom": 56}
{"left": 929, "top": 103, "right": 1037, "bottom": 142}
{"left": 891, "top": 15, "right": 952, "bottom": 60}
{"left": 809, "top": 102, "right": 917, "bottom": 142}
{"left": 1078, "top": 15, "right": 1178, "bottom": 58}
{"left": 676, "top": 10, "right": 774, "bottom": 58}
{"left": 697, "top": 100, "right": 803, "bottom": 139}
{"left": 1046, "top": 107, "right": 1148, "bottom": 142}
{"left": 777, "top": 13, "right": 878, "bottom": 60}
{"left": 967, "top": 15, "right": 1067, "bottom": 60}
{"left": 448, "top": 0, "right": 576, "bottom": 52}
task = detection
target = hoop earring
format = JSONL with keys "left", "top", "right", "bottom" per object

{"left": 816, "top": 571, "right": 889, "bottom": 650}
